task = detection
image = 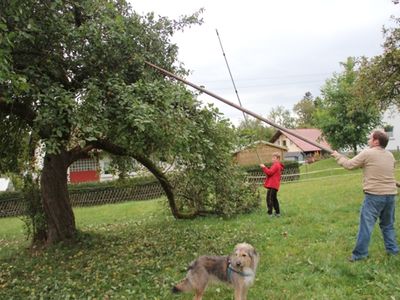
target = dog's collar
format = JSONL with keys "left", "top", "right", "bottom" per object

{"left": 227, "top": 262, "right": 253, "bottom": 281}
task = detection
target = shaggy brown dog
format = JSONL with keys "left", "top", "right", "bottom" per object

{"left": 172, "top": 243, "right": 259, "bottom": 300}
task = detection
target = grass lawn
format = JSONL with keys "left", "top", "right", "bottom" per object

{"left": 299, "top": 157, "right": 358, "bottom": 181}
{"left": 1, "top": 165, "right": 400, "bottom": 299}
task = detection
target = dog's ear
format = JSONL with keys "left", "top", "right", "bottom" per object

{"left": 249, "top": 248, "right": 258, "bottom": 259}
{"left": 251, "top": 248, "right": 260, "bottom": 268}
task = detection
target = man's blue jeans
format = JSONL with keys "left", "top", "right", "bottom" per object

{"left": 352, "top": 193, "right": 399, "bottom": 260}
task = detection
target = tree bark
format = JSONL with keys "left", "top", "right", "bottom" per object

{"left": 41, "top": 150, "right": 76, "bottom": 244}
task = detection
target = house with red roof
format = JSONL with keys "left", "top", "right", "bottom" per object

{"left": 269, "top": 128, "right": 332, "bottom": 163}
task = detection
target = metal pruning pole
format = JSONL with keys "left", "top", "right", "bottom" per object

{"left": 145, "top": 61, "right": 333, "bottom": 154}
{"left": 215, "top": 29, "right": 262, "bottom": 163}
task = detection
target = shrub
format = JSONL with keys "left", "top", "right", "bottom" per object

{"left": 173, "top": 164, "right": 260, "bottom": 217}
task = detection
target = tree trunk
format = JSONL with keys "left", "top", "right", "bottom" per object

{"left": 130, "top": 153, "right": 197, "bottom": 219}
{"left": 41, "top": 150, "right": 76, "bottom": 244}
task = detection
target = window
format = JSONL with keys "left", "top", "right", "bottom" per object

{"left": 102, "top": 160, "right": 111, "bottom": 174}
{"left": 282, "top": 140, "right": 287, "bottom": 147}
{"left": 70, "top": 158, "right": 98, "bottom": 172}
{"left": 384, "top": 124, "right": 394, "bottom": 138}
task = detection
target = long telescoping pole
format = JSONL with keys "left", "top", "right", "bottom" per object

{"left": 215, "top": 29, "right": 262, "bottom": 163}
{"left": 145, "top": 61, "right": 333, "bottom": 154}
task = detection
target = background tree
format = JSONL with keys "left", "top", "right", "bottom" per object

{"left": 314, "top": 57, "right": 382, "bottom": 154}
{"left": 235, "top": 118, "right": 275, "bottom": 148}
{"left": 356, "top": 14, "right": 400, "bottom": 111}
{"left": 293, "top": 92, "right": 318, "bottom": 128}
{"left": 267, "top": 105, "right": 296, "bottom": 129}
{"left": 0, "top": 0, "right": 259, "bottom": 246}
{"left": 0, "top": 116, "right": 31, "bottom": 174}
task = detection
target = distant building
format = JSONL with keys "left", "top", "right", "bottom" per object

{"left": 352, "top": 109, "right": 400, "bottom": 153}
{"left": 269, "top": 128, "right": 332, "bottom": 162}
{"left": 233, "top": 141, "right": 287, "bottom": 166}
{"left": 67, "top": 153, "right": 146, "bottom": 184}
{"left": 382, "top": 110, "right": 400, "bottom": 152}
{"left": 0, "top": 178, "right": 14, "bottom": 192}
{"left": 68, "top": 156, "right": 100, "bottom": 183}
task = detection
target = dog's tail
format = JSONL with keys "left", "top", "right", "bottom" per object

{"left": 172, "top": 278, "right": 193, "bottom": 294}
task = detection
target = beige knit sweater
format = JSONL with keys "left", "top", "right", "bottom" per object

{"left": 334, "top": 147, "right": 397, "bottom": 195}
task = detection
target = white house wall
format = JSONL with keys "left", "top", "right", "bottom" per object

{"left": 0, "top": 178, "right": 14, "bottom": 192}
{"left": 275, "top": 135, "right": 301, "bottom": 152}
{"left": 274, "top": 135, "right": 304, "bottom": 161}
{"left": 383, "top": 110, "right": 400, "bottom": 151}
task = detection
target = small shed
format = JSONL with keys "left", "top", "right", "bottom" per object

{"left": 233, "top": 141, "right": 287, "bottom": 166}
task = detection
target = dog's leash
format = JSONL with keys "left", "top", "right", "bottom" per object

{"left": 227, "top": 262, "right": 254, "bottom": 282}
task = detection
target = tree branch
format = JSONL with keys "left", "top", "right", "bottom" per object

{"left": 68, "top": 144, "right": 96, "bottom": 165}
{"left": 0, "top": 96, "right": 36, "bottom": 125}
{"left": 90, "top": 139, "right": 195, "bottom": 219}
{"left": 73, "top": 4, "right": 84, "bottom": 27}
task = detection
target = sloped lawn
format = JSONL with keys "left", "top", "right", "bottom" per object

{"left": 1, "top": 168, "right": 400, "bottom": 299}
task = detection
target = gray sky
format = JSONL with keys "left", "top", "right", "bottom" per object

{"left": 131, "top": 0, "right": 397, "bottom": 126}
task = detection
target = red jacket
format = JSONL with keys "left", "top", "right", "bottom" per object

{"left": 261, "top": 161, "right": 284, "bottom": 190}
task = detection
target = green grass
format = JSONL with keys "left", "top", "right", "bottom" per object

{"left": 299, "top": 157, "right": 358, "bottom": 180}
{"left": 1, "top": 165, "right": 400, "bottom": 299}
{"left": 300, "top": 157, "right": 339, "bottom": 172}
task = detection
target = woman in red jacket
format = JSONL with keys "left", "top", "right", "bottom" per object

{"left": 260, "top": 152, "right": 285, "bottom": 217}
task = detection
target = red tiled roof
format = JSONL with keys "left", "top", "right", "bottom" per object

{"left": 271, "top": 128, "right": 332, "bottom": 152}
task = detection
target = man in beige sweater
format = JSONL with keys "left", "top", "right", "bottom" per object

{"left": 332, "top": 130, "right": 399, "bottom": 261}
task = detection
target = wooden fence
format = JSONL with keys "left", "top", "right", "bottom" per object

{"left": 0, "top": 183, "right": 164, "bottom": 218}
{"left": 0, "top": 169, "right": 302, "bottom": 218}
{"left": 246, "top": 168, "right": 300, "bottom": 184}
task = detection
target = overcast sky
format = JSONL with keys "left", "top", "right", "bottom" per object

{"left": 130, "top": 0, "right": 398, "bottom": 126}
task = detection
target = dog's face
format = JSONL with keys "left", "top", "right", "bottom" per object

{"left": 230, "top": 243, "right": 258, "bottom": 270}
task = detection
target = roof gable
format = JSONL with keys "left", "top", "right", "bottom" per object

{"left": 270, "top": 129, "right": 332, "bottom": 152}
